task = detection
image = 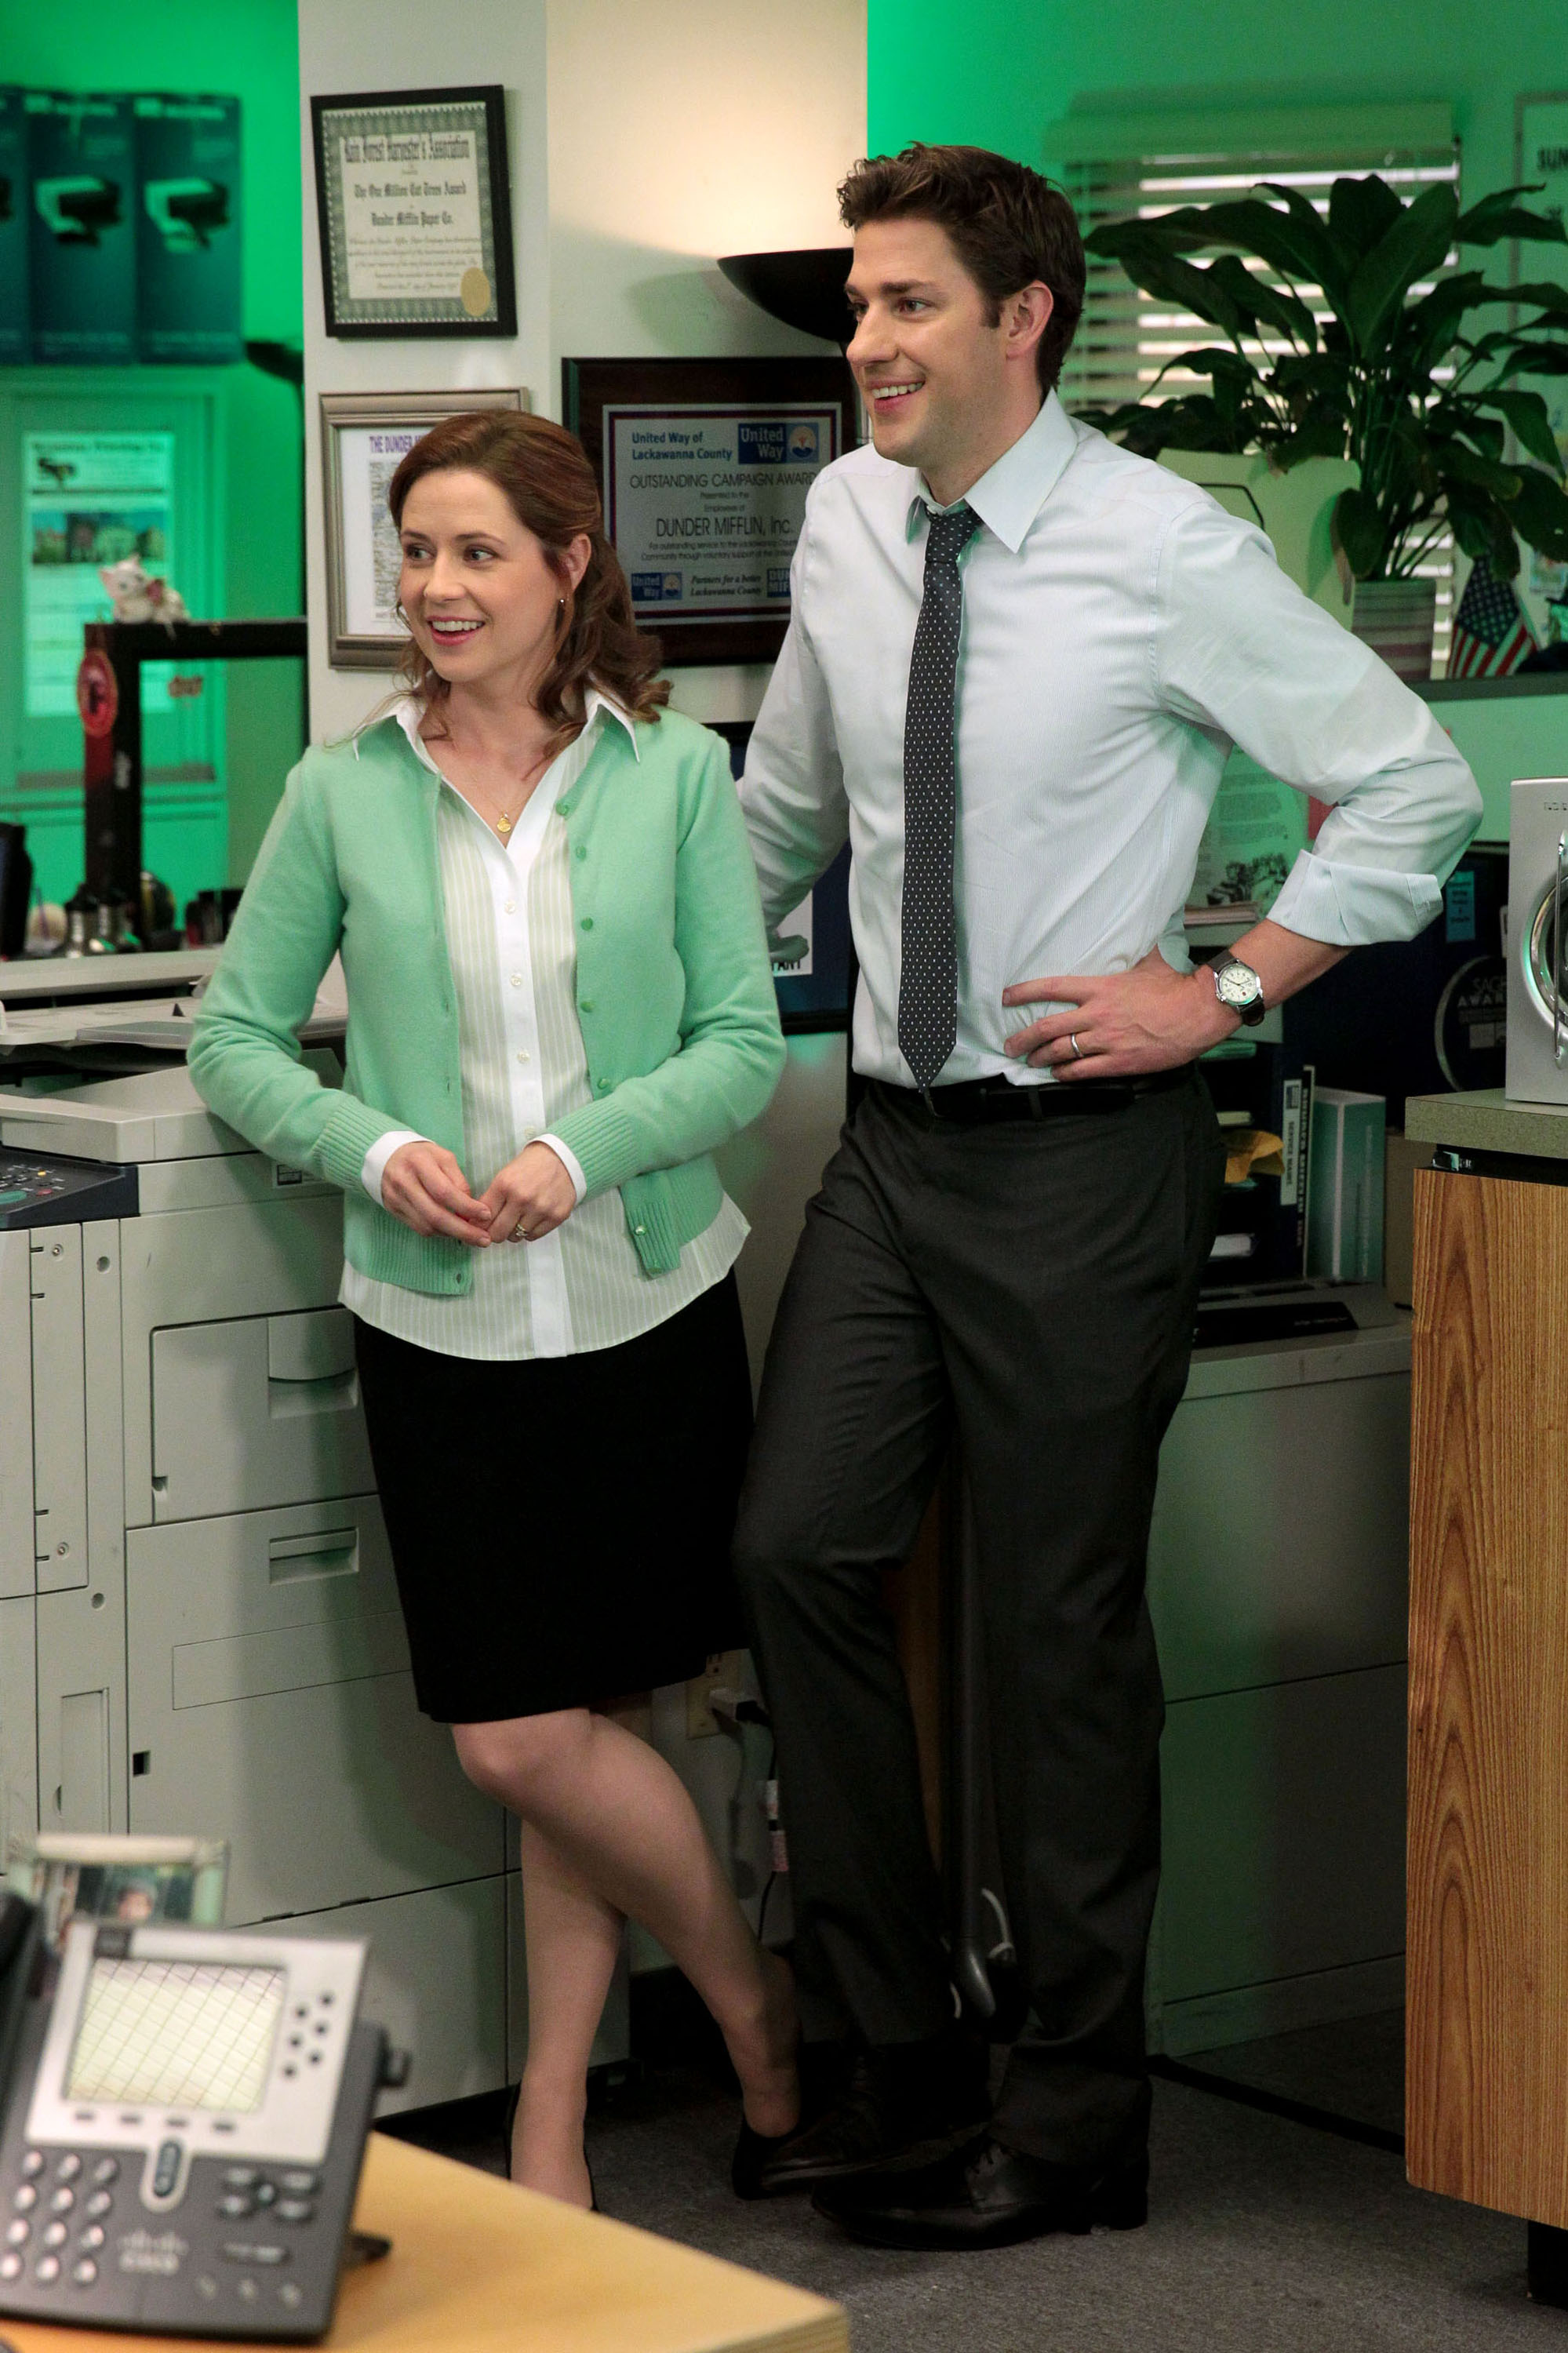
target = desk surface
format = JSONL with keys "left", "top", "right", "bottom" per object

{"left": 1405, "top": 1086, "right": 1568, "bottom": 1161}
{"left": 0, "top": 2134, "right": 847, "bottom": 2353}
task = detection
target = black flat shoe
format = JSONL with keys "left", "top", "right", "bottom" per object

{"left": 753, "top": 2038, "right": 990, "bottom": 2195}
{"left": 811, "top": 2129, "right": 1149, "bottom": 2251}
{"left": 733, "top": 2117, "right": 801, "bottom": 2200}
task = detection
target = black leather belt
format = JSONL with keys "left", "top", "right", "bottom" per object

{"left": 868, "top": 1067, "right": 1191, "bottom": 1125}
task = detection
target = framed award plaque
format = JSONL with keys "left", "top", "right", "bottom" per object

{"left": 563, "top": 355, "right": 859, "bottom": 666}
{"left": 311, "top": 85, "right": 517, "bottom": 339}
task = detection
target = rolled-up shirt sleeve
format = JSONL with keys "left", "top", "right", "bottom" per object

{"left": 1155, "top": 500, "right": 1483, "bottom": 947}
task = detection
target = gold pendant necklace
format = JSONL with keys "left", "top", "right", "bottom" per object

{"left": 496, "top": 813, "right": 513, "bottom": 836}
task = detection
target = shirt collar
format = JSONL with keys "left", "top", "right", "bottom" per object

{"left": 377, "top": 683, "right": 640, "bottom": 769}
{"left": 904, "top": 391, "right": 1080, "bottom": 555}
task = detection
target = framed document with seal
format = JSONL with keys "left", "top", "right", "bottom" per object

{"left": 320, "top": 388, "right": 526, "bottom": 667}
{"left": 311, "top": 85, "right": 517, "bottom": 338}
{"left": 563, "top": 356, "right": 858, "bottom": 665}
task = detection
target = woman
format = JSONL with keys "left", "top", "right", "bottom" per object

{"left": 189, "top": 409, "right": 798, "bottom": 2209}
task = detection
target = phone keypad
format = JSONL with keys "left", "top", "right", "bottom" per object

{"left": 0, "top": 2144, "right": 326, "bottom": 2319}
{"left": 216, "top": 2165, "right": 318, "bottom": 2224}
{"left": 5, "top": 2148, "right": 118, "bottom": 2289}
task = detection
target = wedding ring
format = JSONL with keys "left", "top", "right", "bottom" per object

{"left": 511, "top": 1220, "right": 530, "bottom": 1242}
{"left": 1069, "top": 1033, "right": 1085, "bottom": 1060}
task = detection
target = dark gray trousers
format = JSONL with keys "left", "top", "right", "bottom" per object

{"left": 733, "top": 1072, "right": 1224, "bottom": 2166}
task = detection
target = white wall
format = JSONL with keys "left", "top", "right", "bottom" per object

{"left": 297, "top": 0, "right": 866, "bottom": 740}
{"left": 297, "top": 0, "right": 551, "bottom": 745}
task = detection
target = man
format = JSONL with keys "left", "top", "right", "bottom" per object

{"left": 733, "top": 144, "right": 1479, "bottom": 2253}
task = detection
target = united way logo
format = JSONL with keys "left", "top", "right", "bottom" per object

{"left": 737, "top": 420, "right": 822, "bottom": 466}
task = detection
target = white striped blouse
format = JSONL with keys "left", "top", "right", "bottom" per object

{"left": 339, "top": 695, "right": 748, "bottom": 1359}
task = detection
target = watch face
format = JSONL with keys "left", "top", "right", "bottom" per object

{"left": 1216, "top": 962, "right": 1261, "bottom": 1009}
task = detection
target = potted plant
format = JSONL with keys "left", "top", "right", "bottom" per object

{"left": 1079, "top": 176, "right": 1568, "bottom": 675}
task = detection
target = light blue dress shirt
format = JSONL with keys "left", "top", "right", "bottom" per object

{"left": 740, "top": 392, "right": 1483, "bottom": 1089}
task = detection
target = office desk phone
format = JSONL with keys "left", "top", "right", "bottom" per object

{"left": 0, "top": 1897, "right": 388, "bottom": 2341}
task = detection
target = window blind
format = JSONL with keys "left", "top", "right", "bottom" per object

{"left": 1059, "top": 133, "right": 1462, "bottom": 667}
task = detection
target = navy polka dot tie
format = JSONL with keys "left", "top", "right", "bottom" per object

{"left": 899, "top": 502, "right": 980, "bottom": 1093}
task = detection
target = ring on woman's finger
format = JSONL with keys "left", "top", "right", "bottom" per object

{"left": 510, "top": 1220, "right": 530, "bottom": 1242}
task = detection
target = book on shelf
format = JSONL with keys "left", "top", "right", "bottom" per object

{"left": 1305, "top": 1086, "right": 1386, "bottom": 1285}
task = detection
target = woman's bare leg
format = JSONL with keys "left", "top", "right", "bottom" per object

{"left": 454, "top": 1707, "right": 799, "bottom": 2167}
{"left": 511, "top": 1820, "right": 621, "bottom": 2202}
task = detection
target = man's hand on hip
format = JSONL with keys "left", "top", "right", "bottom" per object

{"left": 1002, "top": 948, "right": 1237, "bottom": 1078}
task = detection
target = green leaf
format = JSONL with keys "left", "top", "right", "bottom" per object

{"left": 1274, "top": 416, "right": 1349, "bottom": 465}
{"left": 1087, "top": 213, "right": 1211, "bottom": 262}
{"left": 1091, "top": 235, "right": 1250, "bottom": 339}
{"left": 1208, "top": 255, "right": 1319, "bottom": 350}
{"left": 1333, "top": 486, "right": 1387, "bottom": 577}
{"left": 1455, "top": 186, "right": 1568, "bottom": 248}
{"left": 1442, "top": 411, "right": 1507, "bottom": 461}
{"left": 1271, "top": 351, "right": 1352, "bottom": 399}
{"left": 1163, "top": 344, "right": 1259, "bottom": 384}
{"left": 1329, "top": 174, "right": 1405, "bottom": 263}
{"left": 1399, "top": 270, "right": 1490, "bottom": 365}
{"left": 1071, "top": 394, "right": 1247, "bottom": 457}
{"left": 1445, "top": 486, "right": 1520, "bottom": 576}
{"left": 1438, "top": 442, "right": 1524, "bottom": 498}
{"left": 1490, "top": 343, "right": 1568, "bottom": 381}
{"left": 1476, "top": 387, "right": 1564, "bottom": 473}
{"left": 1503, "top": 280, "right": 1568, "bottom": 317}
{"left": 1509, "top": 465, "right": 1568, "bottom": 558}
{"left": 1253, "top": 183, "right": 1353, "bottom": 308}
{"left": 1344, "top": 180, "right": 1458, "bottom": 357}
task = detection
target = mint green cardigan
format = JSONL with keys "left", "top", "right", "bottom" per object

{"left": 188, "top": 707, "right": 786, "bottom": 1293}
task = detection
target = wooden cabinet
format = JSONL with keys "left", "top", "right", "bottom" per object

{"left": 1407, "top": 1160, "right": 1568, "bottom": 2224}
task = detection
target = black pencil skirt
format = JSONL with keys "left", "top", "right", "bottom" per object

{"left": 353, "top": 1274, "right": 752, "bottom": 1723}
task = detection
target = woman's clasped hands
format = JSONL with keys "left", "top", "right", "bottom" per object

{"left": 380, "top": 1139, "right": 577, "bottom": 1246}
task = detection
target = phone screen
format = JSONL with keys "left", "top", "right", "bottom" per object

{"left": 65, "top": 1958, "right": 284, "bottom": 2114}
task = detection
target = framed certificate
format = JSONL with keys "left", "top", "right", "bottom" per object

{"left": 563, "top": 356, "right": 858, "bottom": 664}
{"left": 319, "top": 388, "right": 526, "bottom": 667}
{"left": 311, "top": 85, "right": 517, "bottom": 338}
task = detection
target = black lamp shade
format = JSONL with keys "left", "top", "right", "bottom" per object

{"left": 717, "top": 248, "right": 854, "bottom": 347}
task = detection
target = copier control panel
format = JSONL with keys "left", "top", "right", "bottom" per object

{"left": 0, "top": 1155, "right": 137, "bottom": 1231}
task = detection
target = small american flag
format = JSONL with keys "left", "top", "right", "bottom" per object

{"left": 1448, "top": 556, "right": 1536, "bottom": 678}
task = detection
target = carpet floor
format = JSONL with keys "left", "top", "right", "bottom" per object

{"left": 393, "top": 2010, "right": 1556, "bottom": 2352}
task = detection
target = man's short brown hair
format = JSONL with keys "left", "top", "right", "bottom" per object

{"left": 838, "top": 144, "right": 1085, "bottom": 398}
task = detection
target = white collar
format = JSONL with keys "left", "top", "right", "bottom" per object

{"left": 362, "top": 685, "right": 640, "bottom": 767}
{"left": 904, "top": 391, "right": 1081, "bottom": 555}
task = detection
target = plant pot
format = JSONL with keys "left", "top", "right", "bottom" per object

{"left": 1350, "top": 576, "right": 1437, "bottom": 682}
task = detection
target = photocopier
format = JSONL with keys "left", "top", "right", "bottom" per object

{"left": 0, "top": 954, "right": 542, "bottom": 2111}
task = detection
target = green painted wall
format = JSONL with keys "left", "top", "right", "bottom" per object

{"left": 867, "top": 2, "right": 1568, "bottom": 835}
{"left": 2, "top": 0, "right": 304, "bottom": 907}
{"left": 867, "top": 0, "right": 1562, "bottom": 202}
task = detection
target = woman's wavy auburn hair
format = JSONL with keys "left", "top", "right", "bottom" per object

{"left": 387, "top": 409, "right": 668, "bottom": 744}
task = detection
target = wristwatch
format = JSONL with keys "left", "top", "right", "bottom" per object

{"left": 1208, "top": 952, "right": 1267, "bottom": 1027}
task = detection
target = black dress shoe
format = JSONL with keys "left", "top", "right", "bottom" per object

{"left": 811, "top": 2128, "right": 1149, "bottom": 2250}
{"left": 751, "top": 2037, "right": 990, "bottom": 2196}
